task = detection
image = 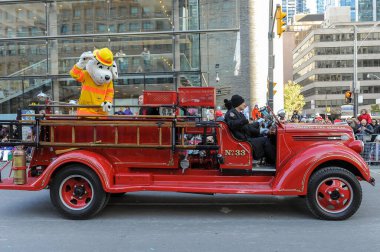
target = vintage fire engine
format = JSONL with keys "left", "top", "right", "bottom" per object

{"left": 0, "top": 87, "right": 375, "bottom": 220}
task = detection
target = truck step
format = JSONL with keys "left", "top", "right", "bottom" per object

{"left": 252, "top": 165, "right": 276, "bottom": 174}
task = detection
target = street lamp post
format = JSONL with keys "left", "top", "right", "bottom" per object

{"left": 353, "top": 25, "right": 359, "bottom": 117}
{"left": 329, "top": 22, "right": 380, "bottom": 117}
{"left": 367, "top": 73, "right": 380, "bottom": 80}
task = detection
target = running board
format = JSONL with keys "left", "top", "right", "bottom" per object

{"left": 252, "top": 165, "right": 276, "bottom": 175}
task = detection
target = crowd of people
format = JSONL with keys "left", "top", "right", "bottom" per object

{"left": 215, "top": 104, "right": 379, "bottom": 142}
{"left": 0, "top": 125, "right": 10, "bottom": 142}
{"left": 214, "top": 95, "right": 380, "bottom": 164}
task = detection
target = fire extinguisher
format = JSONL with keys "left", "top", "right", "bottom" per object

{"left": 12, "top": 146, "right": 27, "bottom": 185}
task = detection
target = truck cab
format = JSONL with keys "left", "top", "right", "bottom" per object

{"left": 0, "top": 87, "right": 375, "bottom": 220}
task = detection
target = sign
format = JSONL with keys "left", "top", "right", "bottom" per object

{"left": 371, "top": 104, "right": 380, "bottom": 117}
{"left": 21, "top": 110, "right": 35, "bottom": 141}
{"left": 341, "top": 105, "right": 353, "bottom": 118}
{"left": 358, "top": 95, "right": 363, "bottom": 104}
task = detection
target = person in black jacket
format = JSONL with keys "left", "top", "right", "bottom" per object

{"left": 291, "top": 110, "right": 301, "bottom": 122}
{"left": 224, "top": 95, "right": 276, "bottom": 164}
{"left": 138, "top": 95, "right": 159, "bottom": 115}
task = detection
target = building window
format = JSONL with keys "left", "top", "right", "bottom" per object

{"left": 109, "top": 24, "right": 116, "bottom": 33}
{"left": 17, "top": 9, "right": 26, "bottom": 20}
{"left": 31, "top": 27, "right": 40, "bottom": 36}
{"left": 110, "top": 7, "right": 117, "bottom": 17}
{"left": 118, "top": 24, "right": 127, "bottom": 32}
{"left": 85, "top": 23, "right": 93, "bottom": 33}
{"left": 73, "top": 23, "right": 81, "bottom": 33}
{"left": 61, "top": 10, "right": 70, "bottom": 20}
{"left": 118, "top": 7, "right": 127, "bottom": 18}
{"left": 17, "top": 27, "right": 28, "bottom": 37}
{"left": 96, "top": 7, "right": 106, "bottom": 19}
{"left": 85, "top": 8, "right": 93, "bottom": 18}
{"left": 73, "top": 9, "right": 81, "bottom": 19}
{"left": 60, "top": 24, "right": 69, "bottom": 34}
{"left": 97, "top": 24, "right": 107, "bottom": 32}
{"left": 143, "top": 7, "right": 152, "bottom": 16}
{"left": 129, "top": 22, "right": 140, "bottom": 31}
{"left": 143, "top": 21, "right": 153, "bottom": 31}
{"left": 130, "top": 7, "right": 139, "bottom": 16}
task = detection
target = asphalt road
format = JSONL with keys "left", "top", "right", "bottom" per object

{"left": 0, "top": 170, "right": 379, "bottom": 252}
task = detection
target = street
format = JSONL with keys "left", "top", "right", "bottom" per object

{"left": 0, "top": 170, "right": 379, "bottom": 252}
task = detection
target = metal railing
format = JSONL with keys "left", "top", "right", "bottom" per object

{"left": 357, "top": 134, "right": 380, "bottom": 164}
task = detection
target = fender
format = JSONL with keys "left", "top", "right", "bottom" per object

{"left": 36, "top": 150, "right": 114, "bottom": 191}
{"left": 272, "top": 143, "right": 371, "bottom": 195}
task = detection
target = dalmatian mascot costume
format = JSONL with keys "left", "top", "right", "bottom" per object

{"left": 70, "top": 48, "right": 118, "bottom": 115}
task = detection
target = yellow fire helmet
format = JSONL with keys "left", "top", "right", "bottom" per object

{"left": 93, "top": 48, "right": 114, "bottom": 67}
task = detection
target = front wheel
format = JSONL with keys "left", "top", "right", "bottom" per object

{"left": 50, "top": 165, "right": 109, "bottom": 219}
{"left": 306, "top": 167, "right": 362, "bottom": 220}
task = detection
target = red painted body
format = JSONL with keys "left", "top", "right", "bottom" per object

{"left": 0, "top": 89, "right": 374, "bottom": 198}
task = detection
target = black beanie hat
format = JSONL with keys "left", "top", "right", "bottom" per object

{"left": 224, "top": 99, "right": 232, "bottom": 110}
{"left": 231, "top": 95, "right": 245, "bottom": 108}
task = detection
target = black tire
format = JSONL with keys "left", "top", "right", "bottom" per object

{"left": 306, "top": 167, "right": 362, "bottom": 220}
{"left": 50, "top": 164, "right": 108, "bottom": 220}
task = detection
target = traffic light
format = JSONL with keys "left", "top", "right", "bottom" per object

{"left": 276, "top": 6, "right": 287, "bottom": 37}
{"left": 273, "top": 82, "right": 277, "bottom": 96}
{"left": 345, "top": 91, "right": 352, "bottom": 104}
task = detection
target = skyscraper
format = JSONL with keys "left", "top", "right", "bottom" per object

{"left": 282, "top": 0, "right": 297, "bottom": 24}
{"left": 316, "top": 0, "right": 325, "bottom": 13}
{"left": 282, "top": 0, "right": 309, "bottom": 24}
{"left": 357, "top": 0, "right": 375, "bottom": 21}
{"left": 332, "top": 0, "right": 379, "bottom": 22}
{"left": 339, "top": 0, "right": 356, "bottom": 20}
{"left": 296, "top": 0, "right": 308, "bottom": 13}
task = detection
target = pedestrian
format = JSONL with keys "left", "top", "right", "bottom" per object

{"left": 215, "top": 110, "right": 224, "bottom": 121}
{"left": 138, "top": 95, "right": 159, "bottom": 115}
{"left": 356, "top": 119, "right": 374, "bottom": 141}
{"left": 124, "top": 107, "right": 133, "bottom": 115}
{"left": 223, "top": 99, "right": 232, "bottom": 110}
{"left": 277, "top": 109, "right": 286, "bottom": 123}
{"left": 114, "top": 108, "right": 125, "bottom": 115}
{"left": 370, "top": 119, "right": 379, "bottom": 132}
{"left": 325, "top": 117, "right": 332, "bottom": 124}
{"left": 115, "top": 49, "right": 128, "bottom": 72}
{"left": 141, "top": 47, "right": 151, "bottom": 72}
{"left": 291, "top": 110, "right": 301, "bottom": 122}
{"left": 334, "top": 115, "right": 342, "bottom": 124}
{"left": 358, "top": 109, "right": 372, "bottom": 124}
{"left": 251, "top": 104, "right": 261, "bottom": 121}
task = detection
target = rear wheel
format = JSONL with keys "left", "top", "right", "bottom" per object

{"left": 306, "top": 167, "right": 362, "bottom": 220}
{"left": 50, "top": 165, "right": 109, "bottom": 219}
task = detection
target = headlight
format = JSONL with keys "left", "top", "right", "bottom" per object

{"left": 340, "top": 135, "right": 350, "bottom": 141}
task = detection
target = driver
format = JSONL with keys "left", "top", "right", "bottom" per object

{"left": 224, "top": 95, "right": 276, "bottom": 165}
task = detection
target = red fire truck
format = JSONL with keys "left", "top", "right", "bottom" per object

{"left": 0, "top": 87, "right": 375, "bottom": 220}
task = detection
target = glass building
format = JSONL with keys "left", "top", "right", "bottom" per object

{"left": 296, "top": 0, "right": 308, "bottom": 14}
{"left": 282, "top": 0, "right": 297, "bottom": 24}
{"left": 0, "top": 0, "right": 240, "bottom": 114}
{"left": 316, "top": 0, "right": 326, "bottom": 14}
{"left": 333, "top": 0, "right": 380, "bottom": 21}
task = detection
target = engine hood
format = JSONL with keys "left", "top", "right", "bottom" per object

{"left": 285, "top": 123, "right": 353, "bottom": 135}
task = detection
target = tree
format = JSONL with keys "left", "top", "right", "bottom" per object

{"left": 284, "top": 81, "right": 305, "bottom": 117}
